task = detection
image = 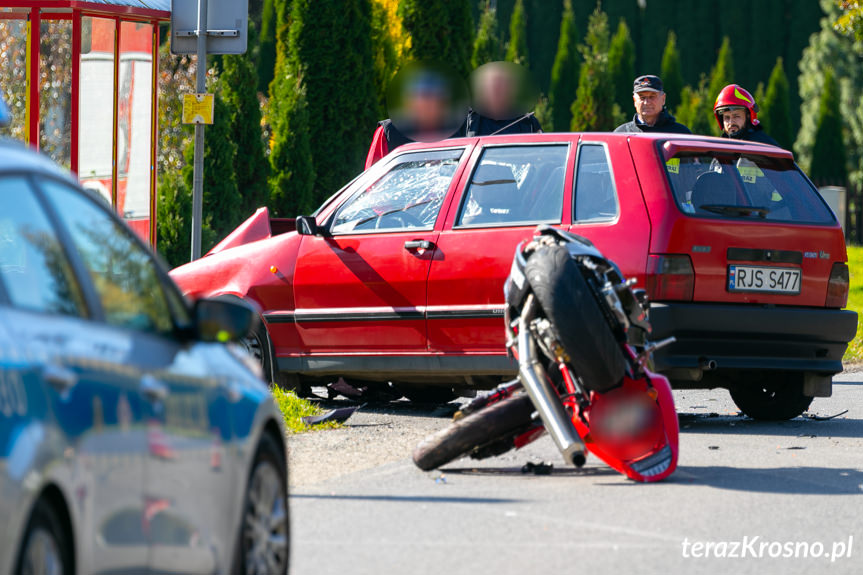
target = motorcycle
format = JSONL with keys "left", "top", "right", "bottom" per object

{"left": 413, "top": 226, "right": 679, "bottom": 482}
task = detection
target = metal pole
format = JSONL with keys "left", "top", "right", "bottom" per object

{"left": 191, "top": 0, "right": 208, "bottom": 261}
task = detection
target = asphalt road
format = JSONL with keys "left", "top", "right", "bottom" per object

{"left": 288, "top": 371, "right": 863, "bottom": 575}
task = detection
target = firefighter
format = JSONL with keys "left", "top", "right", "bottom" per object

{"left": 713, "top": 84, "right": 779, "bottom": 146}
{"left": 615, "top": 75, "right": 691, "bottom": 134}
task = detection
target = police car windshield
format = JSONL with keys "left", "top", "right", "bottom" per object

{"left": 663, "top": 153, "right": 836, "bottom": 225}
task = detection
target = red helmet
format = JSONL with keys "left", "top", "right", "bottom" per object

{"left": 713, "top": 84, "right": 760, "bottom": 131}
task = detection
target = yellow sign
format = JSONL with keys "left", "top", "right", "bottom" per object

{"left": 738, "top": 165, "right": 764, "bottom": 184}
{"left": 666, "top": 157, "right": 680, "bottom": 174}
{"left": 182, "top": 93, "right": 215, "bottom": 125}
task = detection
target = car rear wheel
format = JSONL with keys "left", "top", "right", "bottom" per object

{"left": 729, "top": 372, "right": 813, "bottom": 421}
{"left": 16, "top": 499, "right": 71, "bottom": 575}
{"left": 413, "top": 393, "right": 535, "bottom": 471}
{"left": 238, "top": 433, "right": 290, "bottom": 575}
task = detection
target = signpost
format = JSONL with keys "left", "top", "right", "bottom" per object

{"left": 171, "top": 0, "right": 248, "bottom": 261}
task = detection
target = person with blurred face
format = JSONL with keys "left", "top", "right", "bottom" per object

{"left": 614, "top": 75, "right": 691, "bottom": 134}
{"left": 464, "top": 62, "right": 542, "bottom": 137}
{"left": 713, "top": 84, "right": 779, "bottom": 146}
{"left": 365, "top": 66, "right": 465, "bottom": 169}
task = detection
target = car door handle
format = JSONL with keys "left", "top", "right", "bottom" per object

{"left": 404, "top": 240, "right": 434, "bottom": 251}
{"left": 140, "top": 375, "right": 169, "bottom": 402}
{"left": 42, "top": 364, "right": 78, "bottom": 392}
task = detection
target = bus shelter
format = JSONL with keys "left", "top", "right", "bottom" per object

{"left": 0, "top": 0, "right": 170, "bottom": 244}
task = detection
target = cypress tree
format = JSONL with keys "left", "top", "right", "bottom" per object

{"left": 284, "top": 0, "right": 378, "bottom": 202}
{"left": 400, "top": 0, "right": 474, "bottom": 79}
{"left": 505, "top": 0, "right": 528, "bottom": 67}
{"left": 608, "top": 19, "right": 635, "bottom": 117}
{"left": 472, "top": 2, "right": 502, "bottom": 69}
{"left": 267, "top": 0, "right": 315, "bottom": 216}
{"left": 707, "top": 37, "right": 734, "bottom": 136}
{"left": 257, "top": 0, "right": 277, "bottom": 95}
{"left": 549, "top": 0, "right": 579, "bottom": 132}
{"left": 371, "top": 0, "right": 399, "bottom": 117}
{"left": 809, "top": 68, "right": 847, "bottom": 184}
{"left": 675, "top": 75, "right": 713, "bottom": 136}
{"left": 156, "top": 170, "right": 192, "bottom": 268}
{"left": 760, "top": 57, "right": 793, "bottom": 150}
{"left": 660, "top": 30, "right": 683, "bottom": 113}
{"left": 570, "top": 6, "right": 614, "bottom": 132}
{"left": 220, "top": 54, "right": 270, "bottom": 216}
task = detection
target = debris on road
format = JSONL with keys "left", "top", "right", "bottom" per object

{"left": 804, "top": 409, "right": 849, "bottom": 421}
{"left": 302, "top": 404, "right": 364, "bottom": 425}
{"left": 522, "top": 461, "right": 554, "bottom": 475}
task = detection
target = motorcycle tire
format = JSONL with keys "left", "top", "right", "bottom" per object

{"left": 412, "top": 393, "right": 535, "bottom": 471}
{"left": 525, "top": 243, "right": 627, "bottom": 393}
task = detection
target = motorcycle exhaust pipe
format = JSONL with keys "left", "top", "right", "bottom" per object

{"left": 517, "top": 297, "right": 586, "bottom": 468}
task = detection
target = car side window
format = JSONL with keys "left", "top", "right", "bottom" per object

{"left": 457, "top": 145, "right": 567, "bottom": 227}
{"left": 331, "top": 149, "right": 463, "bottom": 234}
{"left": 574, "top": 144, "right": 619, "bottom": 222}
{"left": 38, "top": 179, "right": 176, "bottom": 335}
{"left": 0, "top": 176, "right": 87, "bottom": 316}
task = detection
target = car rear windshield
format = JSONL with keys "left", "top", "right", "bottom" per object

{"left": 663, "top": 152, "right": 836, "bottom": 225}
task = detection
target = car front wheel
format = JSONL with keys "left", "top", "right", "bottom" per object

{"left": 16, "top": 499, "right": 72, "bottom": 575}
{"left": 238, "top": 433, "right": 290, "bottom": 575}
{"left": 729, "top": 372, "right": 813, "bottom": 421}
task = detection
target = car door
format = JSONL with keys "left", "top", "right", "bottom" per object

{"left": 569, "top": 139, "right": 651, "bottom": 284}
{"left": 0, "top": 174, "right": 151, "bottom": 574}
{"left": 37, "top": 178, "right": 231, "bottom": 574}
{"left": 292, "top": 148, "right": 466, "bottom": 355}
{"left": 426, "top": 142, "right": 573, "bottom": 355}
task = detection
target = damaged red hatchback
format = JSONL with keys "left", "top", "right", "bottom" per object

{"left": 170, "top": 132, "right": 857, "bottom": 420}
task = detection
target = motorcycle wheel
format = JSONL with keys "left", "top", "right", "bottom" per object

{"left": 525, "top": 243, "right": 627, "bottom": 393}
{"left": 412, "top": 394, "right": 535, "bottom": 471}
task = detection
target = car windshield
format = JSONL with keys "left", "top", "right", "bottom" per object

{"left": 663, "top": 152, "right": 836, "bottom": 225}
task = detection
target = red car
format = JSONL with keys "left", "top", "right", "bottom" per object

{"left": 170, "top": 132, "right": 857, "bottom": 420}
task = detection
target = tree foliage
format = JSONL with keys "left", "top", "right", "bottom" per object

{"left": 660, "top": 30, "right": 683, "bottom": 113}
{"left": 220, "top": 54, "right": 270, "bottom": 216}
{"left": 759, "top": 57, "right": 794, "bottom": 150}
{"left": 809, "top": 67, "right": 847, "bottom": 183}
{"left": 570, "top": 7, "right": 614, "bottom": 132}
{"left": 472, "top": 2, "right": 502, "bottom": 69}
{"left": 282, "top": 0, "right": 378, "bottom": 203}
{"left": 257, "top": 0, "right": 277, "bottom": 95}
{"left": 399, "top": 0, "right": 474, "bottom": 79}
{"left": 371, "top": 0, "right": 406, "bottom": 117}
{"left": 707, "top": 37, "right": 735, "bottom": 136}
{"left": 675, "top": 75, "right": 714, "bottom": 136}
{"left": 608, "top": 19, "right": 635, "bottom": 117}
{"left": 549, "top": 0, "right": 579, "bottom": 132}
{"left": 505, "top": 0, "right": 529, "bottom": 67}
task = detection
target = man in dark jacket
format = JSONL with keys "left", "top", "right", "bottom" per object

{"left": 713, "top": 84, "right": 779, "bottom": 146}
{"left": 614, "top": 75, "right": 691, "bottom": 134}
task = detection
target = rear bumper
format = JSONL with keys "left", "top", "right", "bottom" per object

{"left": 649, "top": 303, "right": 858, "bottom": 381}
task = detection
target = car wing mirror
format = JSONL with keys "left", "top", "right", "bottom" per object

{"left": 193, "top": 298, "right": 259, "bottom": 344}
{"left": 296, "top": 215, "right": 326, "bottom": 236}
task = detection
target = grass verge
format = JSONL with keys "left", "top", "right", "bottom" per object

{"left": 844, "top": 245, "right": 863, "bottom": 362}
{"left": 271, "top": 385, "right": 341, "bottom": 433}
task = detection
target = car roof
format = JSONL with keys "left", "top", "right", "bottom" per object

{"left": 393, "top": 131, "right": 787, "bottom": 154}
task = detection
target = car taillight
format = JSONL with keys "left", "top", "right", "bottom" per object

{"left": 646, "top": 254, "right": 694, "bottom": 302}
{"left": 826, "top": 262, "right": 849, "bottom": 308}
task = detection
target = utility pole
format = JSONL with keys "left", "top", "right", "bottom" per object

{"left": 190, "top": 0, "right": 208, "bottom": 261}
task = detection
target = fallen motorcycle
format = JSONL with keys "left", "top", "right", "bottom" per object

{"left": 413, "top": 226, "right": 679, "bottom": 482}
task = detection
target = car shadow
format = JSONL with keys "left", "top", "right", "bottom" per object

{"left": 677, "top": 412, "right": 863, "bottom": 438}
{"left": 289, "top": 493, "right": 521, "bottom": 505}
{"left": 666, "top": 465, "right": 863, "bottom": 495}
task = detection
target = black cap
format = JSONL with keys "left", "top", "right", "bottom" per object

{"left": 633, "top": 75, "right": 663, "bottom": 93}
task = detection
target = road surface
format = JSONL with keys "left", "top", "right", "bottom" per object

{"left": 288, "top": 370, "right": 863, "bottom": 575}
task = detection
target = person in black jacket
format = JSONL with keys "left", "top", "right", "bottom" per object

{"left": 713, "top": 84, "right": 779, "bottom": 146}
{"left": 614, "top": 75, "right": 691, "bottom": 134}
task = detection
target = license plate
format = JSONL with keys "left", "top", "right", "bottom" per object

{"left": 728, "top": 265, "right": 801, "bottom": 294}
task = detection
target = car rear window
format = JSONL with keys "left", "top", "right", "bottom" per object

{"left": 663, "top": 152, "right": 836, "bottom": 225}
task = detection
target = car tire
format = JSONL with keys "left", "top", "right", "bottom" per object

{"left": 237, "top": 433, "right": 290, "bottom": 575}
{"left": 729, "top": 372, "right": 814, "bottom": 421}
{"left": 413, "top": 393, "right": 535, "bottom": 471}
{"left": 16, "top": 498, "right": 72, "bottom": 575}
{"left": 525, "top": 243, "right": 626, "bottom": 393}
